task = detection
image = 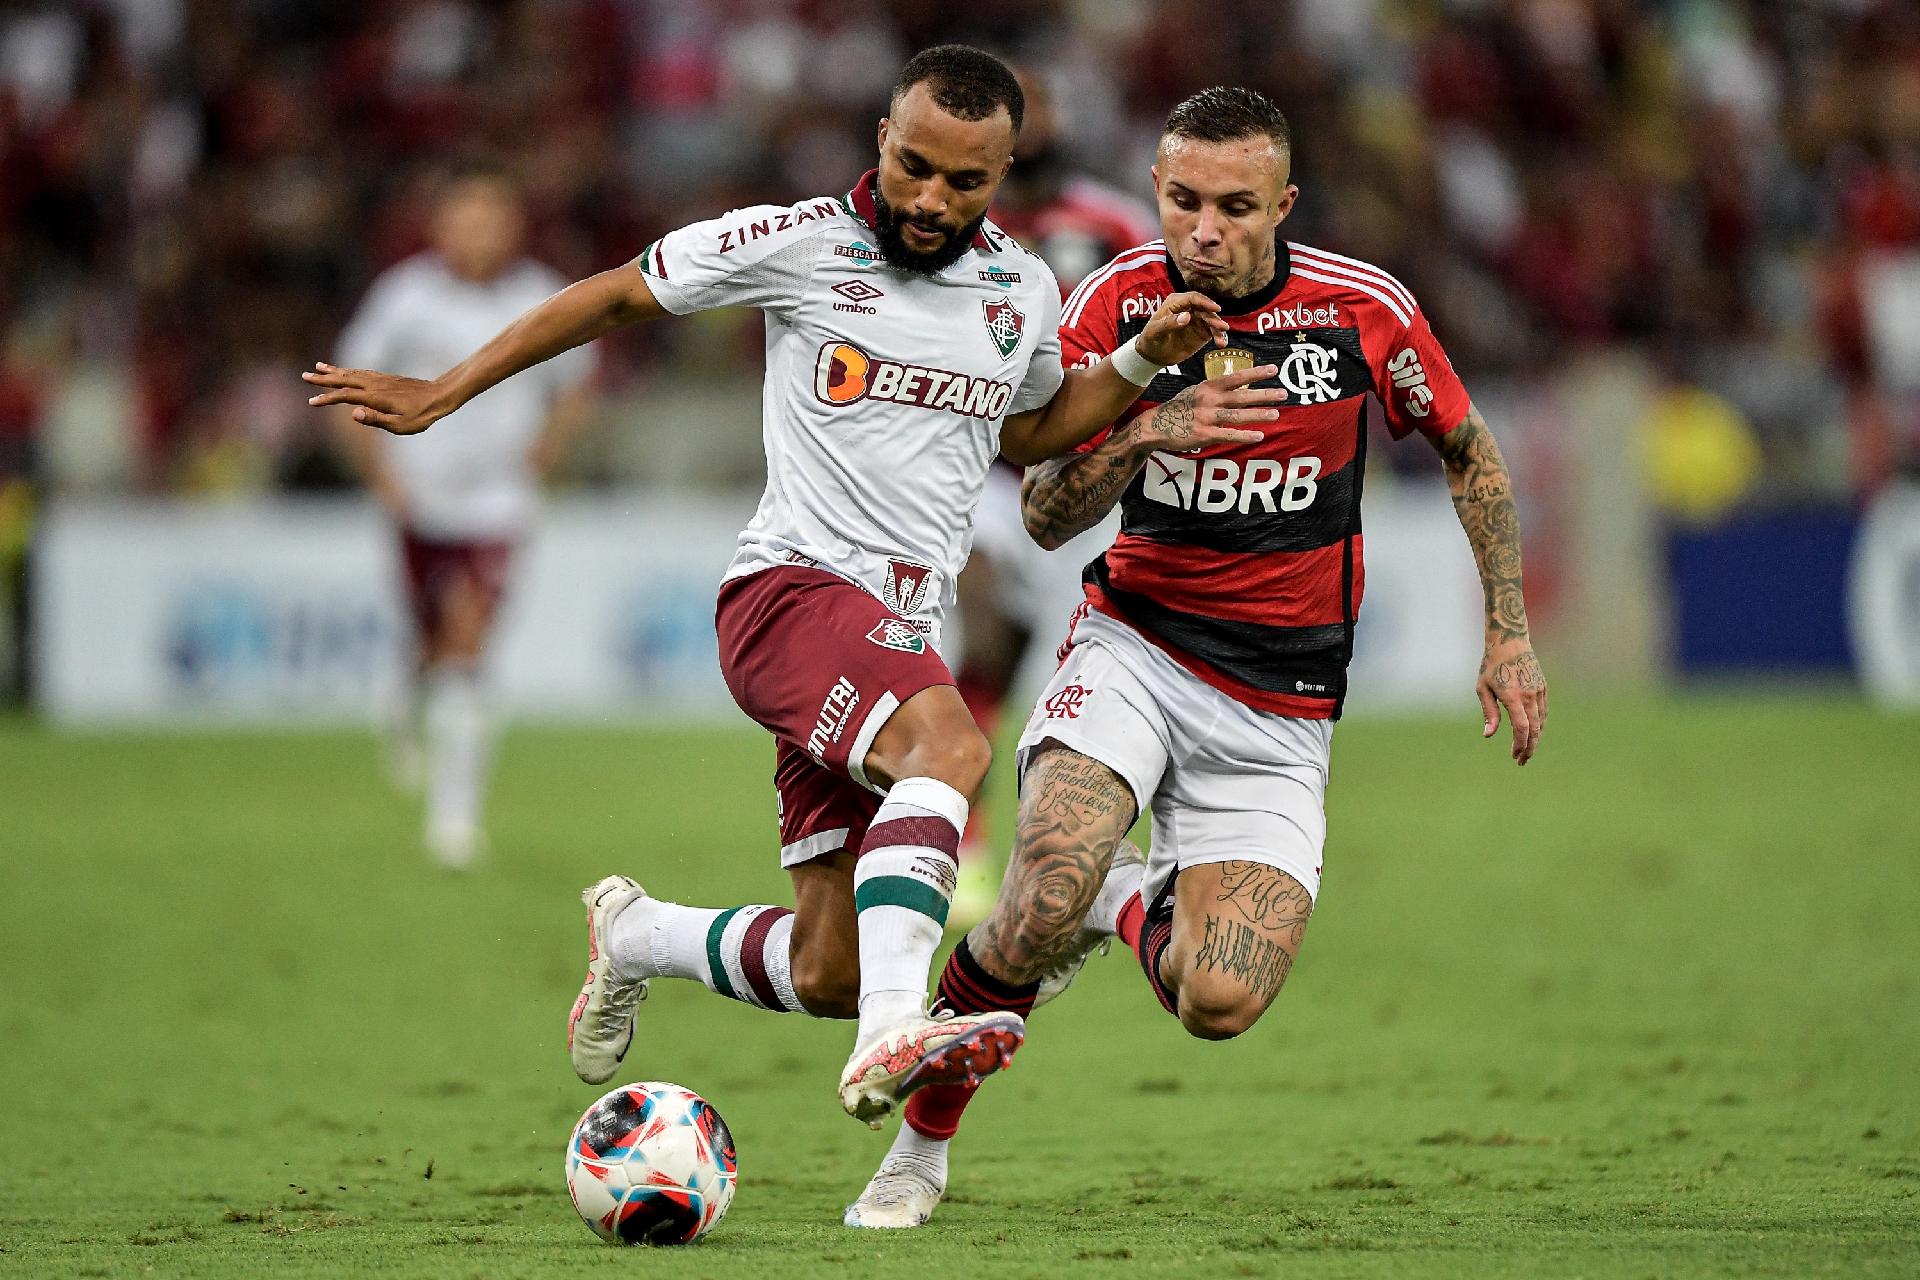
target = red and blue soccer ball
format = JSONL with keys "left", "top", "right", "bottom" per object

{"left": 565, "top": 1081, "right": 738, "bottom": 1245}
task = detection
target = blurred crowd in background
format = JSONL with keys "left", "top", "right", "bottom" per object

{"left": 4, "top": 0, "right": 1920, "bottom": 659}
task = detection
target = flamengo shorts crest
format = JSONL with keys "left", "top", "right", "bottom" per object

{"left": 1016, "top": 606, "right": 1332, "bottom": 903}
{"left": 715, "top": 565, "right": 957, "bottom": 868}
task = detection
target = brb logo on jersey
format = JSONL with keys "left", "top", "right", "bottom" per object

{"left": 814, "top": 342, "right": 1016, "bottom": 419}
{"left": 1142, "top": 451, "right": 1323, "bottom": 514}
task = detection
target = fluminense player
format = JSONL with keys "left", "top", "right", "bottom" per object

{"left": 844, "top": 86, "right": 1550, "bottom": 1227}
{"left": 304, "top": 48, "right": 1272, "bottom": 1135}
{"left": 330, "top": 167, "right": 596, "bottom": 868}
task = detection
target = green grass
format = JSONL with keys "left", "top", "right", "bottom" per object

{"left": 2, "top": 693, "right": 1917, "bottom": 1277}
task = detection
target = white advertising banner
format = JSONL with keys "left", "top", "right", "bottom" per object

{"left": 35, "top": 488, "right": 1481, "bottom": 726}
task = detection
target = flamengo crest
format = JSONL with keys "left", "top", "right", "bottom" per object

{"left": 982, "top": 298, "right": 1024, "bottom": 358}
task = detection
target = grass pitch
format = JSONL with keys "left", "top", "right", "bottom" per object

{"left": 2, "top": 692, "right": 1916, "bottom": 1278}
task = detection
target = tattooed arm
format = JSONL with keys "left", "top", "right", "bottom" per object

{"left": 1428, "top": 403, "right": 1548, "bottom": 764}
{"left": 1022, "top": 366, "right": 1285, "bottom": 549}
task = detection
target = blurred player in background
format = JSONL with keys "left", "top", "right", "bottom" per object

{"left": 846, "top": 86, "right": 1549, "bottom": 1228}
{"left": 307, "top": 48, "right": 1260, "bottom": 1140}
{"left": 948, "top": 66, "right": 1159, "bottom": 925}
{"left": 331, "top": 168, "right": 596, "bottom": 868}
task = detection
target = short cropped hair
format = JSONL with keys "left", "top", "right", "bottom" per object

{"left": 892, "top": 45, "right": 1024, "bottom": 133}
{"left": 1163, "top": 86, "right": 1292, "bottom": 154}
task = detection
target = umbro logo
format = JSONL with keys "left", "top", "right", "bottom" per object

{"left": 832, "top": 278, "right": 883, "bottom": 315}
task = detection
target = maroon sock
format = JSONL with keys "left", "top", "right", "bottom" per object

{"left": 902, "top": 937, "right": 1038, "bottom": 1140}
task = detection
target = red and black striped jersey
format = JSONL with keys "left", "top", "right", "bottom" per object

{"left": 1059, "top": 237, "right": 1471, "bottom": 719}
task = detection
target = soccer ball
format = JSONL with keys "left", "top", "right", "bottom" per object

{"left": 565, "top": 1081, "right": 738, "bottom": 1245}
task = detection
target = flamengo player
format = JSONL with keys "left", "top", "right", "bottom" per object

{"left": 844, "top": 87, "right": 1549, "bottom": 1227}
{"left": 331, "top": 168, "right": 595, "bottom": 867}
{"left": 304, "top": 49, "right": 1269, "bottom": 1132}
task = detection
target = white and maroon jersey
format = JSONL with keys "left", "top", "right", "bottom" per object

{"left": 337, "top": 254, "right": 590, "bottom": 540}
{"left": 1061, "top": 238, "right": 1472, "bottom": 719}
{"left": 638, "top": 170, "right": 1063, "bottom": 645}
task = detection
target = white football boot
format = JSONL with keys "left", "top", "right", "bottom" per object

{"left": 837, "top": 1008, "right": 1024, "bottom": 1128}
{"left": 843, "top": 1159, "right": 946, "bottom": 1229}
{"left": 567, "top": 875, "right": 651, "bottom": 1084}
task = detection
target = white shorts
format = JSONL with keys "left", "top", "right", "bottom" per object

{"left": 1015, "top": 607, "right": 1332, "bottom": 904}
{"left": 969, "top": 465, "right": 1120, "bottom": 670}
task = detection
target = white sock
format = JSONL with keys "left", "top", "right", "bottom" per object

{"left": 610, "top": 897, "right": 806, "bottom": 1014}
{"left": 1087, "top": 852, "right": 1146, "bottom": 936}
{"left": 882, "top": 1119, "right": 949, "bottom": 1187}
{"left": 853, "top": 776, "right": 967, "bottom": 1044}
{"left": 425, "top": 667, "right": 490, "bottom": 838}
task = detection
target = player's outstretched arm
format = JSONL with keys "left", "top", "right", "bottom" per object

{"left": 304, "top": 266, "right": 666, "bottom": 435}
{"left": 1021, "top": 367, "right": 1284, "bottom": 549}
{"left": 999, "top": 291, "right": 1238, "bottom": 465}
{"left": 1429, "top": 404, "right": 1548, "bottom": 764}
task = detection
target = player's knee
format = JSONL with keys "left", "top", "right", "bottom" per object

{"left": 789, "top": 957, "right": 859, "bottom": 1020}
{"left": 901, "top": 726, "right": 992, "bottom": 799}
{"left": 1176, "top": 985, "right": 1265, "bottom": 1041}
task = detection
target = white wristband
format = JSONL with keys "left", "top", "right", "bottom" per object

{"left": 1108, "top": 336, "right": 1161, "bottom": 387}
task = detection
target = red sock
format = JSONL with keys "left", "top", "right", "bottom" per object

{"left": 902, "top": 937, "right": 1038, "bottom": 1141}
{"left": 1115, "top": 891, "right": 1145, "bottom": 952}
{"left": 1121, "top": 892, "right": 1179, "bottom": 1018}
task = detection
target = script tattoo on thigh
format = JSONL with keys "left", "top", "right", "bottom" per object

{"left": 973, "top": 747, "right": 1136, "bottom": 985}
{"left": 1214, "top": 861, "right": 1312, "bottom": 941}
{"left": 1189, "top": 862, "right": 1312, "bottom": 1000}
{"left": 1192, "top": 914, "right": 1293, "bottom": 1000}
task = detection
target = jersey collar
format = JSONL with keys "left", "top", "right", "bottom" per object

{"left": 1161, "top": 234, "right": 1291, "bottom": 315}
{"left": 845, "top": 169, "right": 993, "bottom": 252}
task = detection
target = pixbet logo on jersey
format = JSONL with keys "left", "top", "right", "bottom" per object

{"left": 1256, "top": 302, "right": 1341, "bottom": 332}
{"left": 813, "top": 342, "right": 1016, "bottom": 418}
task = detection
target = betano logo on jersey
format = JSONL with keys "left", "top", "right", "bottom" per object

{"left": 813, "top": 342, "right": 1017, "bottom": 418}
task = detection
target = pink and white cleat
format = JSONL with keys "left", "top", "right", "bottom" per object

{"left": 837, "top": 1008, "right": 1024, "bottom": 1128}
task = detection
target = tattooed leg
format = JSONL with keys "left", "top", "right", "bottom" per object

{"left": 1163, "top": 860, "right": 1313, "bottom": 1040}
{"left": 966, "top": 742, "right": 1137, "bottom": 987}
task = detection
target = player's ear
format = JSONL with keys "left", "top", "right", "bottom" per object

{"left": 1150, "top": 164, "right": 1162, "bottom": 197}
{"left": 1273, "top": 183, "right": 1300, "bottom": 226}
{"left": 877, "top": 118, "right": 890, "bottom": 155}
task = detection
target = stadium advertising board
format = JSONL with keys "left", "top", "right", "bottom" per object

{"left": 36, "top": 491, "right": 1481, "bottom": 724}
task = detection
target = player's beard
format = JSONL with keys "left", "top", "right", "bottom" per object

{"left": 872, "top": 188, "right": 986, "bottom": 276}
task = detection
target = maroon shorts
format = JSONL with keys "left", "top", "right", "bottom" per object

{"left": 715, "top": 565, "right": 955, "bottom": 867}
{"left": 400, "top": 530, "right": 514, "bottom": 640}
